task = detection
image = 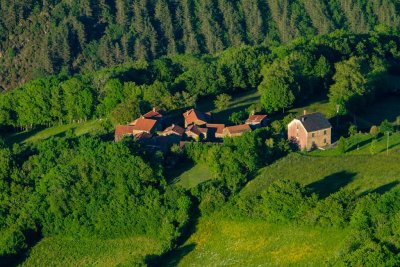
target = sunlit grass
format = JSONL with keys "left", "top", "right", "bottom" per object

{"left": 243, "top": 151, "right": 400, "bottom": 197}
{"left": 2, "top": 120, "right": 103, "bottom": 145}
{"left": 170, "top": 216, "right": 350, "bottom": 266}
{"left": 22, "top": 236, "right": 163, "bottom": 267}
{"left": 173, "top": 163, "right": 214, "bottom": 189}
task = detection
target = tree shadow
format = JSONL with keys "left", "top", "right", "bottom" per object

{"left": 0, "top": 230, "right": 42, "bottom": 267}
{"left": 368, "top": 181, "right": 400, "bottom": 195}
{"left": 379, "top": 139, "right": 400, "bottom": 153}
{"left": 306, "top": 171, "right": 356, "bottom": 199}
{"left": 166, "top": 160, "right": 195, "bottom": 185}
{"left": 346, "top": 137, "right": 374, "bottom": 152}
{"left": 146, "top": 243, "right": 196, "bottom": 267}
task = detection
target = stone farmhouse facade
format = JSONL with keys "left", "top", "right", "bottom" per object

{"left": 288, "top": 112, "right": 332, "bottom": 151}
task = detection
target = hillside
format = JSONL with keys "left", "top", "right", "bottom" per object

{"left": 243, "top": 147, "right": 400, "bottom": 197}
{"left": 1, "top": 26, "right": 400, "bottom": 266}
{"left": 164, "top": 216, "right": 351, "bottom": 266}
{"left": 21, "top": 236, "right": 163, "bottom": 267}
{"left": 1, "top": 0, "right": 400, "bottom": 90}
{"left": 161, "top": 142, "right": 400, "bottom": 266}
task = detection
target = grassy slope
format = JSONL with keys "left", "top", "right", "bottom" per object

{"left": 170, "top": 132, "right": 400, "bottom": 266}
{"left": 168, "top": 216, "right": 350, "bottom": 266}
{"left": 244, "top": 144, "right": 400, "bottom": 197}
{"left": 22, "top": 236, "right": 163, "bottom": 267}
{"left": 197, "top": 90, "right": 261, "bottom": 124}
{"left": 2, "top": 120, "right": 103, "bottom": 145}
{"left": 170, "top": 163, "right": 214, "bottom": 189}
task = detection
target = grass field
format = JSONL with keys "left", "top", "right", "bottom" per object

{"left": 197, "top": 90, "right": 261, "bottom": 124}
{"left": 170, "top": 162, "right": 214, "bottom": 189}
{"left": 21, "top": 236, "right": 164, "bottom": 267}
{"left": 166, "top": 216, "right": 350, "bottom": 266}
{"left": 2, "top": 120, "right": 103, "bottom": 145}
{"left": 243, "top": 152, "right": 400, "bottom": 197}
{"left": 311, "top": 132, "right": 400, "bottom": 157}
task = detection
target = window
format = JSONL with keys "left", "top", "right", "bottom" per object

{"left": 312, "top": 133, "right": 315, "bottom": 137}
{"left": 324, "top": 130, "right": 327, "bottom": 135}
{"left": 324, "top": 138, "right": 327, "bottom": 144}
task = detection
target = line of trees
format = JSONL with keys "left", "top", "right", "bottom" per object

{"left": 257, "top": 29, "right": 400, "bottom": 115}
{"left": 1, "top": 30, "right": 400, "bottom": 130}
{"left": 0, "top": 46, "right": 267, "bottom": 129}
{"left": 1, "top": 0, "right": 400, "bottom": 90}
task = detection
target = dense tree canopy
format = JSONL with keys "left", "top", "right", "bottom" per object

{"left": 1, "top": 0, "right": 400, "bottom": 90}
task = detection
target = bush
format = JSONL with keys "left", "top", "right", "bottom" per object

{"left": 308, "top": 190, "right": 356, "bottom": 227}
{"left": 369, "top": 125, "right": 379, "bottom": 137}
{"left": 261, "top": 179, "right": 315, "bottom": 222}
{"left": 336, "top": 233, "right": 400, "bottom": 267}
{"left": 337, "top": 136, "right": 347, "bottom": 154}
{"left": 380, "top": 119, "right": 394, "bottom": 134}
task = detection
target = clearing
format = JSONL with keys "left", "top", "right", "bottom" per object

{"left": 169, "top": 162, "right": 214, "bottom": 189}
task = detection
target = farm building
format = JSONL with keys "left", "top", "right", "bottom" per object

{"left": 288, "top": 112, "right": 332, "bottom": 151}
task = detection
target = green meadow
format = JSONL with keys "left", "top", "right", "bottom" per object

{"left": 1, "top": 120, "right": 103, "bottom": 145}
{"left": 165, "top": 216, "right": 350, "bottom": 266}
{"left": 21, "top": 236, "right": 164, "bottom": 267}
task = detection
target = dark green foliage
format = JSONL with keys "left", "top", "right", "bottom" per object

{"left": 337, "top": 136, "right": 347, "bottom": 154}
{"left": 261, "top": 179, "right": 315, "bottom": 222}
{"left": 0, "top": 136, "right": 192, "bottom": 258}
{"left": 229, "top": 111, "right": 247, "bottom": 125}
{"left": 2, "top": 1, "right": 400, "bottom": 90}
{"left": 0, "top": 227, "right": 27, "bottom": 256}
{"left": 380, "top": 119, "right": 394, "bottom": 133}
{"left": 307, "top": 189, "right": 356, "bottom": 227}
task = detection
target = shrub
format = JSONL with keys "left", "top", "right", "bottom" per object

{"left": 380, "top": 119, "right": 394, "bottom": 134}
{"left": 369, "top": 125, "right": 379, "bottom": 137}
{"left": 337, "top": 136, "right": 347, "bottom": 154}
{"left": 348, "top": 124, "right": 358, "bottom": 136}
{"left": 308, "top": 190, "right": 356, "bottom": 227}
{"left": 261, "top": 179, "right": 315, "bottom": 222}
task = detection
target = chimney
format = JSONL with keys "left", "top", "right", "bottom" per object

{"left": 303, "top": 110, "right": 307, "bottom": 115}
{"left": 153, "top": 107, "right": 156, "bottom": 112}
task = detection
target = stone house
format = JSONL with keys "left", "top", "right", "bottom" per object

{"left": 287, "top": 112, "right": 332, "bottom": 151}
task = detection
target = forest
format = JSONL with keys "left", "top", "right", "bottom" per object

{"left": 0, "top": 28, "right": 399, "bottom": 265}
{"left": 1, "top": 0, "right": 400, "bottom": 90}
{"left": 1, "top": 1, "right": 400, "bottom": 265}
{"left": 0, "top": 29, "right": 400, "bottom": 132}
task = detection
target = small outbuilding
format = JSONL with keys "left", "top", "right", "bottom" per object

{"left": 246, "top": 114, "right": 268, "bottom": 129}
{"left": 223, "top": 124, "right": 252, "bottom": 137}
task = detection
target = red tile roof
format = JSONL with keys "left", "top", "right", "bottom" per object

{"left": 134, "top": 132, "right": 153, "bottom": 141}
{"left": 143, "top": 108, "right": 165, "bottom": 119}
{"left": 246, "top": 115, "right": 268, "bottom": 124}
{"left": 224, "top": 124, "right": 252, "bottom": 135}
{"left": 115, "top": 125, "right": 136, "bottom": 140}
{"left": 206, "top": 123, "right": 225, "bottom": 134}
{"left": 163, "top": 124, "right": 185, "bottom": 136}
{"left": 133, "top": 118, "right": 158, "bottom": 132}
{"left": 183, "top": 109, "right": 210, "bottom": 125}
{"left": 186, "top": 124, "right": 206, "bottom": 136}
